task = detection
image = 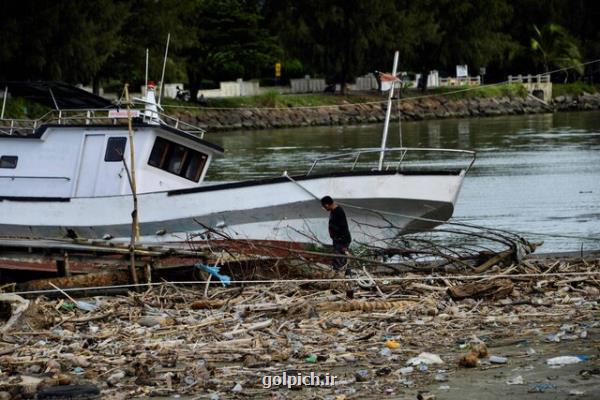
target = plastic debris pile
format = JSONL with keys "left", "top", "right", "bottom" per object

{"left": 0, "top": 255, "right": 598, "bottom": 399}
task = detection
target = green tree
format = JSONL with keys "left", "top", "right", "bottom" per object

{"left": 102, "top": 0, "right": 195, "bottom": 90}
{"left": 265, "top": 0, "right": 403, "bottom": 93}
{"left": 392, "top": 0, "right": 441, "bottom": 72}
{"left": 531, "top": 23, "right": 583, "bottom": 79}
{"left": 2, "top": 0, "right": 598, "bottom": 91}
{"left": 182, "top": 0, "right": 282, "bottom": 97}
{"left": 266, "top": 0, "right": 518, "bottom": 90}
{"left": 430, "top": 0, "right": 516, "bottom": 76}
{"left": 0, "top": 0, "right": 128, "bottom": 93}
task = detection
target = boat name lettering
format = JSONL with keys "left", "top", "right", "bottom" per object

{"left": 108, "top": 110, "right": 140, "bottom": 119}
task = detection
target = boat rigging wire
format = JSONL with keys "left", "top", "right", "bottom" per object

{"left": 282, "top": 170, "right": 600, "bottom": 242}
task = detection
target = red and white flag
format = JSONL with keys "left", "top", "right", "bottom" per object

{"left": 379, "top": 72, "right": 400, "bottom": 91}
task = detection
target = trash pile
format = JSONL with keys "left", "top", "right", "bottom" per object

{"left": 0, "top": 255, "right": 598, "bottom": 399}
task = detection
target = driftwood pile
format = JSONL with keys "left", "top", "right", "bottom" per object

{"left": 0, "top": 256, "right": 598, "bottom": 399}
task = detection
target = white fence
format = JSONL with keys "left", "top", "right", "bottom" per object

{"left": 140, "top": 83, "right": 185, "bottom": 98}
{"left": 350, "top": 74, "right": 378, "bottom": 91}
{"left": 438, "top": 76, "right": 481, "bottom": 86}
{"left": 392, "top": 71, "right": 481, "bottom": 89}
{"left": 198, "top": 79, "right": 262, "bottom": 98}
{"left": 290, "top": 78, "right": 327, "bottom": 93}
{"left": 508, "top": 74, "right": 551, "bottom": 84}
{"left": 508, "top": 74, "right": 552, "bottom": 102}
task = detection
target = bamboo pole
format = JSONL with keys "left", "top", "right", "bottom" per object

{"left": 124, "top": 84, "right": 140, "bottom": 288}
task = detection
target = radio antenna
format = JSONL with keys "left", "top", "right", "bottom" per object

{"left": 158, "top": 33, "right": 170, "bottom": 106}
{"left": 144, "top": 48, "right": 149, "bottom": 91}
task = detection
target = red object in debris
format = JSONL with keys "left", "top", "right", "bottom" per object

{"left": 379, "top": 72, "right": 399, "bottom": 82}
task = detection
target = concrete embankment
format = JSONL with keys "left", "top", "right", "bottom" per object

{"left": 553, "top": 93, "right": 600, "bottom": 111}
{"left": 171, "top": 93, "right": 600, "bottom": 131}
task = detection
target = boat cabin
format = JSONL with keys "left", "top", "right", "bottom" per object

{"left": 0, "top": 124, "right": 223, "bottom": 198}
{"left": 0, "top": 82, "right": 223, "bottom": 198}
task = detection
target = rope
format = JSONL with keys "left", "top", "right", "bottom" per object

{"left": 7, "top": 270, "right": 600, "bottom": 296}
{"left": 281, "top": 171, "right": 600, "bottom": 242}
{"left": 282, "top": 171, "right": 320, "bottom": 200}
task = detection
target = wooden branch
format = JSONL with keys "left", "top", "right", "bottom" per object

{"left": 0, "top": 294, "right": 30, "bottom": 334}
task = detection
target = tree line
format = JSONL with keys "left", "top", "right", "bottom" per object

{"left": 1, "top": 0, "right": 598, "bottom": 97}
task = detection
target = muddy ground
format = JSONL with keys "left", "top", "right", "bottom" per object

{"left": 238, "top": 318, "right": 599, "bottom": 399}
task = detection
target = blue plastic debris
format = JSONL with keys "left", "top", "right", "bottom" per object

{"left": 195, "top": 263, "right": 231, "bottom": 286}
{"left": 72, "top": 366, "right": 85, "bottom": 375}
{"left": 528, "top": 383, "right": 556, "bottom": 393}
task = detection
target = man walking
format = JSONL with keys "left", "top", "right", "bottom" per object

{"left": 321, "top": 196, "right": 352, "bottom": 274}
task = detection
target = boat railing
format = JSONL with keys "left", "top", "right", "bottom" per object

{"left": 0, "top": 108, "right": 206, "bottom": 138}
{"left": 306, "top": 147, "right": 476, "bottom": 175}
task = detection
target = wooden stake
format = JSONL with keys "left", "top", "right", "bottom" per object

{"left": 56, "top": 252, "right": 71, "bottom": 277}
{"left": 124, "top": 84, "right": 140, "bottom": 289}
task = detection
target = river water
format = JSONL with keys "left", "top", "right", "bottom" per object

{"left": 205, "top": 111, "right": 600, "bottom": 253}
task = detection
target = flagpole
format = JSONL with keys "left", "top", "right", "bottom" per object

{"left": 378, "top": 51, "right": 399, "bottom": 171}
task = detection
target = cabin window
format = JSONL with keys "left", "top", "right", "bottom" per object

{"left": 148, "top": 137, "right": 208, "bottom": 182}
{"left": 104, "top": 137, "right": 127, "bottom": 162}
{"left": 0, "top": 156, "right": 18, "bottom": 169}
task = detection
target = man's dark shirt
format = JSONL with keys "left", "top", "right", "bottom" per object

{"left": 329, "top": 206, "right": 351, "bottom": 245}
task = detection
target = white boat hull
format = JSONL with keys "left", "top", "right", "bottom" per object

{"left": 0, "top": 171, "right": 465, "bottom": 246}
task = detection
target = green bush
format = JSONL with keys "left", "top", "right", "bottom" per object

{"left": 255, "top": 91, "right": 280, "bottom": 107}
{"left": 416, "top": 83, "right": 528, "bottom": 99}
{"left": 202, "top": 92, "right": 378, "bottom": 108}
{"left": 553, "top": 82, "right": 599, "bottom": 97}
{"left": 284, "top": 59, "right": 305, "bottom": 79}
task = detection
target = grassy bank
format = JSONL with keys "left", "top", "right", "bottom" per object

{"left": 420, "top": 83, "right": 528, "bottom": 99}
{"left": 163, "top": 91, "right": 382, "bottom": 108}
{"left": 2, "top": 82, "right": 598, "bottom": 121}
{"left": 553, "top": 82, "right": 599, "bottom": 97}
{"left": 162, "top": 83, "right": 529, "bottom": 110}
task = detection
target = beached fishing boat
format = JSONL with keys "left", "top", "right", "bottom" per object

{"left": 0, "top": 68, "right": 474, "bottom": 247}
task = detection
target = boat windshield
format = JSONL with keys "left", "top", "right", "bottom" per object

{"left": 148, "top": 136, "right": 208, "bottom": 182}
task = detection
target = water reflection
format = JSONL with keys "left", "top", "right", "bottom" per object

{"left": 427, "top": 122, "right": 441, "bottom": 148}
{"left": 457, "top": 120, "right": 470, "bottom": 148}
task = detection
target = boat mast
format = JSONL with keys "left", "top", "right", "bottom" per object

{"left": 378, "top": 51, "right": 400, "bottom": 171}
{"left": 158, "top": 33, "right": 170, "bottom": 106}
{"left": 145, "top": 48, "right": 149, "bottom": 90}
